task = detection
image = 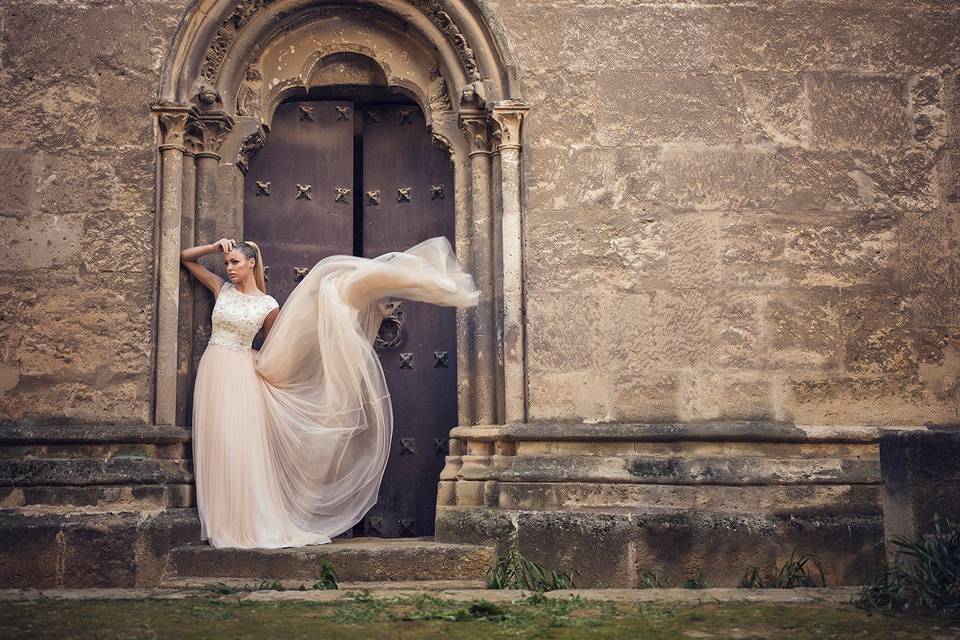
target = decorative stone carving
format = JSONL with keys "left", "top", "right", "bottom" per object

{"left": 236, "top": 63, "right": 263, "bottom": 117}
{"left": 236, "top": 127, "right": 267, "bottom": 174}
{"left": 490, "top": 100, "right": 529, "bottom": 151}
{"left": 459, "top": 113, "right": 490, "bottom": 155}
{"left": 460, "top": 81, "right": 485, "bottom": 111}
{"left": 200, "top": 0, "right": 480, "bottom": 84}
{"left": 157, "top": 110, "right": 189, "bottom": 148}
{"left": 428, "top": 67, "right": 453, "bottom": 113}
{"left": 201, "top": 0, "right": 280, "bottom": 81}
{"left": 197, "top": 85, "right": 222, "bottom": 107}
{"left": 409, "top": 0, "right": 481, "bottom": 82}
{"left": 190, "top": 112, "right": 234, "bottom": 153}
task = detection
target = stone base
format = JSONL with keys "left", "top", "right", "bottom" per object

{"left": 0, "top": 508, "right": 200, "bottom": 588}
{"left": 436, "top": 506, "right": 882, "bottom": 588}
{"left": 435, "top": 422, "right": 900, "bottom": 587}
{"left": 881, "top": 427, "right": 960, "bottom": 558}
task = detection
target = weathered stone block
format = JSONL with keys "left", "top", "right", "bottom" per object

{"left": 594, "top": 71, "right": 745, "bottom": 145}
{"left": 37, "top": 148, "right": 154, "bottom": 215}
{"left": 721, "top": 211, "right": 896, "bottom": 288}
{"left": 677, "top": 373, "right": 773, "bottom": 421}
{"left": 0, "top": 512, "right": 62, "bottom": 588}
{"left": 880, "top": 428, "right": 960, "bottom": 558}
{"left": 765, "top": 289, "right": 843, "bottom": 370}
{"left": 738, "top": 72, "right": 809, "bottom": 146}
{"left": 526, "top": 145, "right": 658, "bottom": 212}
{"left": 656, "top": 146, "right": 777, "bottom": 210}
{"left": 61, "top": 513, "right": 140, "bottom": 587}
{"left": 0, "top": 149, "right": 38, "bottom": 216}
{"left": 808, "top": 73, "right": 910, "bottom": 149}
{"left": 0, "top": 213, "right": 83, "bottom": 271}
{"left": 516, "top": 510, "right": 634, "bottom": 588}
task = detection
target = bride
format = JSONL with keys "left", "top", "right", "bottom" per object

{"left": 179, "top": 236, "right": 479, "bottom": 548}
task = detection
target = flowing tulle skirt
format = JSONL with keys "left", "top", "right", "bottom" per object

{"left": 191, "top": 236, "right": 479, "bottom": 548}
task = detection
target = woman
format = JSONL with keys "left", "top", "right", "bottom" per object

{"left": 179, "top": 236, "right": 479, "bottom": 548}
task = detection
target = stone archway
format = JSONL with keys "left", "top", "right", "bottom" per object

{"left": 151, "top": 0, "right": 529, "bottom": 439}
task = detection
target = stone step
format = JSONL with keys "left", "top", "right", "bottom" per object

{"left": 167, "top": 537, "right": 496, "bottom": 583}
{"left": 0, "top": 458, "right": 192, "bottom": 487}
{"left": 1, "top": 483, "right": 195, "bottom": 509}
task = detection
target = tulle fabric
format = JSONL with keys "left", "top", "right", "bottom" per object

{"left": 191, "top": 236, "right": 479, "bottom": 548}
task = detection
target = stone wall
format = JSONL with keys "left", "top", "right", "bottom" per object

{"left": 0, "top": 1, "right": 191, "bottom": 424}
{"left": 0, "top": 0, "right": 958, "bottom": 427}
{"left": 512, "top": 0, "right": 960, "bottom": 425}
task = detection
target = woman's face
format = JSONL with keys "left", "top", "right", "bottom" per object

{"left": 224, "top": 248, "right": 255, "bottom": 283}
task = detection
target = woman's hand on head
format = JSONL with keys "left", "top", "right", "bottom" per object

{"left": 216, "top": 238, "right": 237, "bottom": 253}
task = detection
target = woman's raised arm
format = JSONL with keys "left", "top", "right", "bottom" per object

{"left": 180, "top": 238, "right": 234, "bottom": 297}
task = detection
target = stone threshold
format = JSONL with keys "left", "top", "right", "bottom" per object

{"left": 0, "top": 586, "right": 863, "bottom": 605}
{"left": 454, "top": 422, "right": 934, "bottom": 444}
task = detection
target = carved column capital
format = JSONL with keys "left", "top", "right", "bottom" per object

{"left": 459, "top": 110, "right": 491, "bottom": 156}
{"left": 490, "top": 100, "right": 530, "bottom": 152}
{"left": 190, "top": 111, "right": 235, "bottom": 155}
{"left": 151, "top": 103, "right": 193, "bottom": 150}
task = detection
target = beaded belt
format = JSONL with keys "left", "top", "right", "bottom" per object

{"left": 208, "top": 336, "right": 253, "bottom": 352}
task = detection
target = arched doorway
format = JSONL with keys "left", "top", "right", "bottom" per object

{"left": 152, "top": 0, "right": 529, "bottom": 535}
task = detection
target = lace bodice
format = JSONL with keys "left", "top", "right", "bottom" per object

{"left": 208, "top": 281, "right": 279, "bottom": 352}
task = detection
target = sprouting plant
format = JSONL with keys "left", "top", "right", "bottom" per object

{"left": 855, "top": 513, "right": 960, "bottom": 617}
{"left": 311, "top": 561, "right": 339, "bottom": 590}
{"left": 739, "top": 549, "right": 826, "bottom": 589}
{"left": 684, "top": 568, "right": 707, "bottom": 589}
{"left": 486, "top": 543, "right": 575, "bottom": 591}
{"left": 637, "top": 570, "right": 663, "bottom": 589}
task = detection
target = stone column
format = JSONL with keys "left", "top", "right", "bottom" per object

{"left": 151, "top": 106, "right": 190, "bottom": 425}
{"left": 460, "top": 110, "right": 497, "bottom": 425}
{"left": 491, "top": 101, "right": 530, "bottom": 425}
{"left": 175, "top": 147, "right": 197, "bottom": 427}
{"left": 453, "top": 154, "right": 476, "bottom": 426}
{"left": 490, "top": 130, "right": 506, "bottom": 423}
{"left": 190, "top": 149, "right": 222, "bottom": 380}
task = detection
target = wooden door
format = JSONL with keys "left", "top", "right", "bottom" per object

{"left": 243, "top": 99, "right": 457, "bottom": 538}
{"left": 244, "top": 100, "right": 355, "bottom": 305}
{"left": 359, "top": 104, "right": 458, "bottom": 538}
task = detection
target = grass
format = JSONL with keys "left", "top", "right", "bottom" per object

{"left": 486, "top": 544, "right": 575, "bottom": 591}
{"left": 199, "top": 561, "right": 339, "bottom": 594}
{"left": 0, "top": 594, "right": 956, "bottom": 639}
{"left": 739, "top": 549, "right": 827, "bottom": 589}
{"left": 856, "top": 513, "right": 960, "bottom": 617}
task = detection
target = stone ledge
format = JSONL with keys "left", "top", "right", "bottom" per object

{"left": 1, "top": 483, "right": 195, "bottom": 509}
{"left": 0, "top": 424, "right": 191, "bottom": 445}
{"left": 452, "top": 422, "right": 932, "bottom": 444}
{"left": 457, "top": 454, "right": 879, "bottom": 485}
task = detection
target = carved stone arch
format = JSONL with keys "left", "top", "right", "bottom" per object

{"left": 152, "top": 1, "right": 530, "bottom": 455}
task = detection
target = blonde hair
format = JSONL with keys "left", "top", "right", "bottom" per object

{"left": 236, "top": 240, "right": 267, "bottom": 294}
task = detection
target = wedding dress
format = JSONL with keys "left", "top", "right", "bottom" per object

{"left": 190, "top": 236, "right": 479, "bottom": 548}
